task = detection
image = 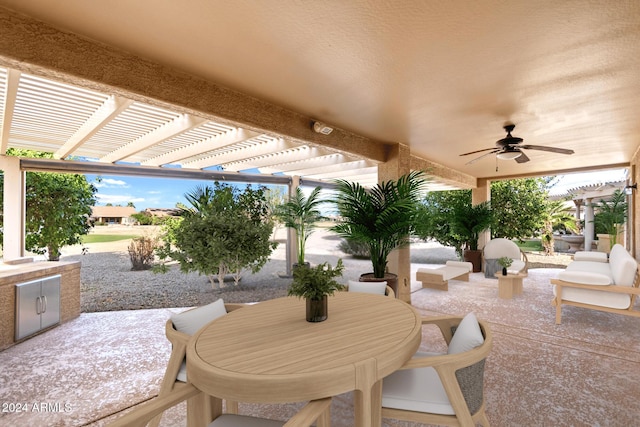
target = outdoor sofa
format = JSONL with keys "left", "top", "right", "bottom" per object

{"left": 550, "top": 244, "right": 640, "bottom": 324}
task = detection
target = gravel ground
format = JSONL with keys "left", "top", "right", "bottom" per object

{"left": 56, "top": 226, "right": 571, "bottom": 313}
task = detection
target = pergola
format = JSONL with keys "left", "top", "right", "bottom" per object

{"left": 1, "top": 2, "right": 639, "bottom": 302}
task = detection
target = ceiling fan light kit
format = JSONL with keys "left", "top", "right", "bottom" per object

{"left": 459, "top": 123, "right": 575, "bottom": 166}
{"left": 496, "top": 150, "right": 522, "bottom": 160}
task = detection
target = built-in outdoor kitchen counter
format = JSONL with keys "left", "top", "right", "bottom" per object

{"left": 0, "top": 258, "right": 81, "bottom": 351}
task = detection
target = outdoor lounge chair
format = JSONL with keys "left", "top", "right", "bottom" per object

{"left": 108, "top": 382, "right": 332, "bottom": 427}
{"left": 381, "top": 313, "right": 493, "bottom": 427}
{"left": 149, "top": 299, "right": 246, "bottom": 427}
{"left": 483, "top": 238, "right": 528, "bottom": 278}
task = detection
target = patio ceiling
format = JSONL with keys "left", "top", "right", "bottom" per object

{"left": 0, "top": 1, "right": 639, "bottom": 185}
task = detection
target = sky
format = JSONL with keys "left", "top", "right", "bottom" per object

{"left": 86, "top": 168, "right": 629, "bottom": 212}
{"left": 86, "top": 174, "right": 288, "bottom": 211}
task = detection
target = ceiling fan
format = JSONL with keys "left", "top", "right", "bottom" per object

{"left": 460, "top": 124, "right": 575, "bottom": 165}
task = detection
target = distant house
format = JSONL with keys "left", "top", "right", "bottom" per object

{"left": 91, "top": 206, "right": 138, "bottom": 225}
{"left": 144, "top": 208, "right": 181, "bottom": 218}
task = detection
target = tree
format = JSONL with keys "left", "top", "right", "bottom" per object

{"left": 155, "top": 183, "right": 277, "bottom": 288}
{"left": 490, "top": 178, "right": 548, "bottom": 240}
{"left": 0, "top": 149, "right": 96, "bottom": 260}
{"left": 540, "top": 199, "right": 578, "bottom": 255}
{"left": 415, "top": 190, "right": 469, "bottom": 257}
{"left": 418, "top": 178, "right": 550, "bottom": 253}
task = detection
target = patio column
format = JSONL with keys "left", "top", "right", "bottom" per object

{"left": 378, "top": 143, "right": 412, "bottom": 303}
{"left": 285, "top": 176, "right": 301, "bottom": 277}
{"left": 473, "top": 178, "right": 491, "bottom": 251}
{"left": 584, "top": 198, "right": 595, "bottom": 251}
{"left": 0, "top": 155, "right": 26, "bottom": 260}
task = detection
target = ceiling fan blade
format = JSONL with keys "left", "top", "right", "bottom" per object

{"left": 520, "top": 145, "right": 574, "bottom": 155}
{"left": 460, "top": 147, "right": 498, "bottom": 156}
{"left": 515, "top": 151, "right": 530, "bottom": 163}
{"left": 465, "top": 149, "right": 500, "bottom": 165}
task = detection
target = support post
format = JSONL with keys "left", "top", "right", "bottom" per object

{"left": 0, "top": 155, "right": 25, "bottom": 260}
{"left": 378, "top": 144, "right": 412, "bottom": 303}
{"left": 584, "top": 198, "right": 594, "bottom": 251}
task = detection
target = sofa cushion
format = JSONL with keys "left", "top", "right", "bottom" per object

{"left": 565, "top": 261, "right": 613, "bottom": 279}
{"left": 448, "top": 312, "right": 484, "bottom": 355}
{"left": 554, "top": 285, "right": 632, "bottom": 309}
{"left": 558, "top": 271, "right": 612, "bottom": 286}
{"left": 609, "top": 244, "right": 637, "bottom": 286}
{"left": 573, "top": 251, "right": 608, "bottom": 262}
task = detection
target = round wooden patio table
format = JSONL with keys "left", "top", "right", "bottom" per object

{"left": 187, "top": 292, "right": 422, "bottom": 427}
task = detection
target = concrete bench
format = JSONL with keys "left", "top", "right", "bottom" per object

{"left": 416, "top": 261, "right": 474, "bottom": 291}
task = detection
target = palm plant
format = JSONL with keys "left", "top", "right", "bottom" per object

{"left": 450, "top": 201, "right": 493, "bottom": 252}
{"left": 274, "top": 186, "right": 324, "bottom": 266}
{"left": 594, "top": 189, "right": 627, "bottom": 247}
{"left": 541, "top": 199, "right": 578, "bottom": 255}
{"left": 331, "top": 171, "right": 426, "bottom": 278}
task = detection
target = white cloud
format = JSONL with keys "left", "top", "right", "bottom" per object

{"left": 95, "top": 194, "right": 145, "bottom": 205}
{"left": 93, "top": 178, "right": 129, "bottom": 188}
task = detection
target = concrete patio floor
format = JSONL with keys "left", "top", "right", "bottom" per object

{"left": 1, "top": 266, "right": 639, "bottom": 427}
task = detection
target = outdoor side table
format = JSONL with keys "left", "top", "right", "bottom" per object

{"left": 495, "top": 272, "right": 527, "bottom": 299}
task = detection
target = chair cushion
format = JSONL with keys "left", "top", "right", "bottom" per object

{"left": 209, "top": 414, "right": 285, "bottom": 427}
{"left": 348, "top": 280, "right": 387, "bottom": 295}
{"left": 170, "top": 298, "right": 227, "bottom": 335}
{"left": 483, "top": 238, "right": 521, "bottom": 259}
{"left": 448, "top": 312, "right": 484, "bottom": 355}
{"left": 382, "top": 364, "right": 455, "bottom": 415}
{"left": 176, "top": 360, "right": 188, "bottom": 383}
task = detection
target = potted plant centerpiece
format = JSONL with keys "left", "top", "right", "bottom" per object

{"left": 275, "top": 186, "right": 324, "bottom": 269}
{"left": 450, "top": 200, "right": 493, "bottom": 272}
{"left": 497, "top": 256, "right": 513, "bottom": 276}
{"left": 288, "top": 259, "right": 345, "bottom": 322}
{"left": 331, "top": 170, "right": 426, "bottom": 295}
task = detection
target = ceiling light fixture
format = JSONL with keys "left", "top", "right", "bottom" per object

{"left": 496, "top": 150, "right": 522, "bottom": 160}
{"left": 311, "top": 121, "right": 333, "bottom": 135}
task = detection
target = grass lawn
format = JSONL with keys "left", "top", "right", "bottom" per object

{"left": 81, "top": 234, "right": 138, "bottom": 244}
{"left": 515, "top": 240, "right": 544, "bottom": 252}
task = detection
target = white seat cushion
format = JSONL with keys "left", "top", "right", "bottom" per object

{"left": 170, "top": 298, "right": 227, "bottom": 336}
{"left": 209, "top": 414, "right": 285, "bottom": 427}
{"left": 565, "top": 261, "right": 613, "bottom": 279}
{"left": 348, "top": 280, "right": 387, "bottom": 295}
{"left": 509, "top": 259, "right": 526, "bottom": 273}
{"left": 558, "top": 271, "right": 612, "bottom": 286}
{"left": 554, "top": 285, "right": 632, "bottom": 309}
{"left": 383, "top": 361, "right": 454, "bottom": 415}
